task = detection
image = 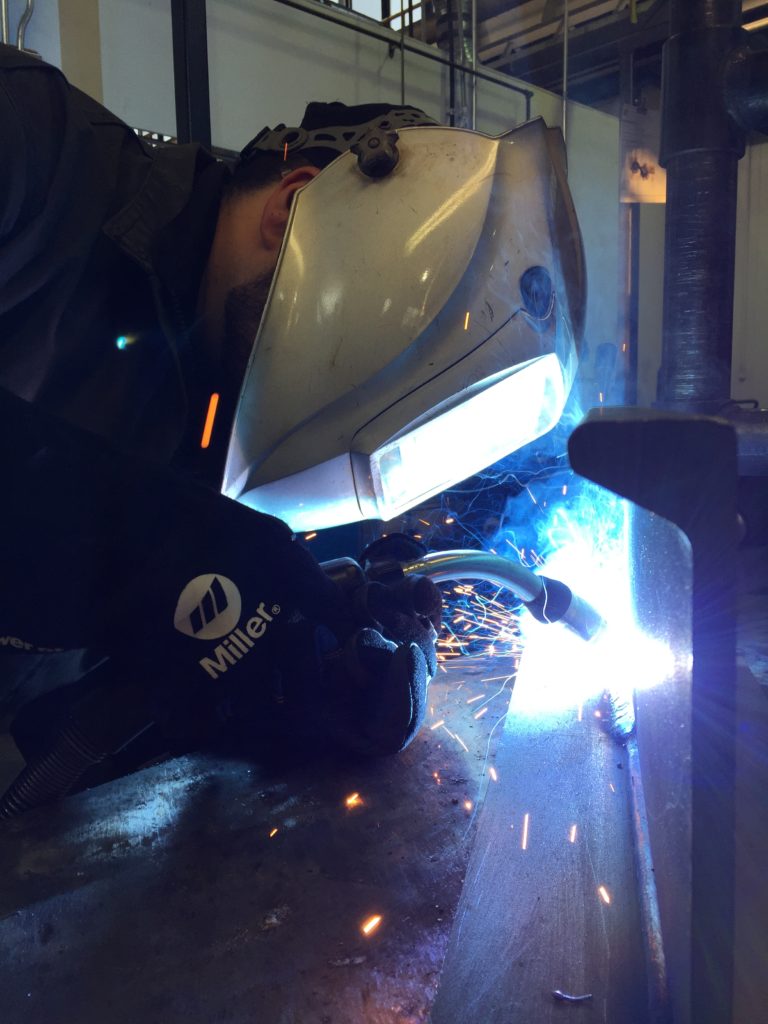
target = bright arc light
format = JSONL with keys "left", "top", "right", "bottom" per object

{"left": 511, "top": 488, "right": 677, "bottom": 723}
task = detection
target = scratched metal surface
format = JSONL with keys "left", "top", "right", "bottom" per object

{"left": 0, "top": 657, "right": 510, "bottom": 1024}
{"left": 431, "top": 621, "right": 649, "bottom": 1024}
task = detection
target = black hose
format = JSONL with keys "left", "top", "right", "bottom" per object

{"left": 0, "top": 722, "right": 105, "bottom": 819}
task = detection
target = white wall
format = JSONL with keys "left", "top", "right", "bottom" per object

{"left": 7, "top": 0, "right": 61, "bottom": 65}
{"left": 733, "top": 137, "right": 768, "bottom": 406}
{"left": 99, "top": 0, "right": 176, "bottom": 133}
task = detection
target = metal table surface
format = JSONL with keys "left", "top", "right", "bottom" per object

{"left": 7, "top": 592, "right": 761, "bottom": 1024}
{"left": 0, "top": 656, "right": 513, "bottom": 1024}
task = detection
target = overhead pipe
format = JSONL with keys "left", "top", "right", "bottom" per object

{"left": 1, "top": 0, "right": 9, "bottom": 45}
{"left": 471, "top": 0, "right": 477, "bottom": 128}
{"left": 562, "top": 0, "right": 569, "bottom": 150}
{"left": 16, "top": 0, "right": 35, "bottom": 50}
{"left": 271, "top": 0, "right": 534, "bottom": 119}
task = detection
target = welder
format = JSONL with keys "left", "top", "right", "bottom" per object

{"left": 0, "top": 42, "right": 445, "bottom": 809}
{"left": 0, "top": 37, "right": 585, "bottom": 813}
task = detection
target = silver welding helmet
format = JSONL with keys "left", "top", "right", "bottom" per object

{"left": 222, "top": 116, "right": 586, "bottom": 531}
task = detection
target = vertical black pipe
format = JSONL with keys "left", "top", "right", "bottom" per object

{"left": 657, "top": 0, "right": 745, "bottom": 412}
{"left": 171, "top": 0, "right": 212, "bottom": 147}
{"left": 446, "top": 0, "right": 456, "bottom": 125}
{"left": 657, "top": 5, "right": 745, "bottom": 1023}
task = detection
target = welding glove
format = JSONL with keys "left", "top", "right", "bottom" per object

{"left": 1, "top": 391, "right": 441, "bottom": 767}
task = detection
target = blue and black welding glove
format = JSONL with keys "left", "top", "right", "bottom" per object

{"left": 1, "top": 391, "right": 441, "bottom": 768}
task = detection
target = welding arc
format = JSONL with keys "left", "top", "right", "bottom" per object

{"left": 400, "top": 550, "right": 605, "bottom": 642}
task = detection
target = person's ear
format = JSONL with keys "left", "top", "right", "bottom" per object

{"left": 260, "top": 166, "right": 320, "bottom": 251}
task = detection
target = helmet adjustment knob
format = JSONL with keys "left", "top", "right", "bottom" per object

{"left": 352, "top": 128, "right": 400, "bottom": 178}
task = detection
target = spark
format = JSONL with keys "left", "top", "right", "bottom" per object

{"left": 480, "top": 674, "right": 513, "bottom": 682}
{"left": 438, "top": 581, "right": 522, "bottom": 661}
{"left": 622, "top": 342, "right": 628, "bottom": 353}
{"left": 361, "top": 914, "right": 382, "bottom": 935}
{"left": 489, "top": 766, "right": 498, "bottom": 782}
{"left": 562, "top": 484, "right": 568, "bottom": 496}
{"left": 463, "top": 310, "right": 471, "bottom": 331}
{"left": 283, "top": 141, "right": 289, "bottom": 160}
{"left": 419, "top": 518, "right": 431, "bottom": 526}
{"left": 599, "top": 391, "right": 604, "bottom": 403}
{"left": 454, "top": 732, "right": 469, "bottom": 753}
{"left": 345, "top": 792, "right": 363, "bottom": 808}
{"left": 474, "top": 707, "right": 488, "bottom": 720}
{"left": 466, "top": 694, "right": 485, "bottom": 704}
{"left": 269, "top": 828, "right": 278, "bottom": 838}
{"left": 569, "top": 824, "right": 577, "bottom": 843}
{"left": 463, "top": 800, "right": 473, "bottom": 811}
{"left": 430, "top": 719, "right": 445, "bottom": 730}
{"left": 521, "top": 812, "right": 530, "bottom": 850}
{"left": 445, "top": 516, "right": 455, "bottom": 524}
{"left": 200, "top": 392, "right": 220, "bottom": 449}
{"left": 304, "top": 531, "right": 317, "bottom": 541}
{"left": 609, "top": 783, "right": 616, "bottom": 793}
{"left": 598, "top": 885, "right": 611, "bottom": 905}
{"left": 433, "top": 771, "right": 442, "bottom": 785}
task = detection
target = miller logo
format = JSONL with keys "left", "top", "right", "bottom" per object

{"left": 173, "top": 573, "right": 280, "bottom": 680}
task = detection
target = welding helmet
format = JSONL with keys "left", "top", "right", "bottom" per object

{"left": 222, "top": 114, "right": 586, "bottom": 531}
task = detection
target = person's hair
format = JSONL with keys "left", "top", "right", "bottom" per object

{"left": 225, "top": 148, "right": 332, "bottom": 199}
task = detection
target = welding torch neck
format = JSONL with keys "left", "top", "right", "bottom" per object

{"left": 398, "top": 549, "right": 605, "bottom": 643}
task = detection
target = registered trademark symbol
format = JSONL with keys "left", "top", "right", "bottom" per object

{"left": 272, "top": 604, "right": 281, "bottom": 615}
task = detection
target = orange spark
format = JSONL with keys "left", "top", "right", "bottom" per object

{"left": 474, "top": 707, "right": 488, "bottom": 720}
{"left": 304, "top": 532, "right": 317, "bottom": 541}
{"left": 361, "top": 914, "right": 382, "bottom": 935}
{"left": 345, "top": 792, "right": 363, "bottom": 808}
{"left": 463, "top": 311, "right": 471, "bottom": 331}
{"left": 200, "top": 392, "right": 220, "bottom": 449}
{"left": 269, "top": 828, "right": 278, "bottom": 838}
{"left": 598, "top": 885, "right": 611, "bottom": 905}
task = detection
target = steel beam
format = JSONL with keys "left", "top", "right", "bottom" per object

{"left": 171, "top": 0, "right": 212, "bottom": 147}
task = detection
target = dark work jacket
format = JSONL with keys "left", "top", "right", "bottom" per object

{"left": 0, "top": 46, "right": 259, "bottom": 712}
{"left": 0, "top": 42, "right": 230, "bottom": 465}
{"left": 0, "top": 47, "right": 352, "bottom": 759}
